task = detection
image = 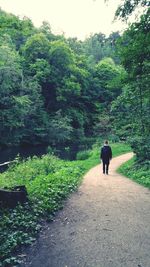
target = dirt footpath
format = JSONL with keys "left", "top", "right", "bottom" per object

{"left": 20, "top": 153, "right": 150, "bottom": 267}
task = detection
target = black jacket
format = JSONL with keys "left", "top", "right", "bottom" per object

{"left": 100, "top": 145, "right": 112, "bottom": 163}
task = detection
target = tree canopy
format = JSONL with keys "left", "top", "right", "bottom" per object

{"left": 0, "top": 6, "right": 149, "bottom": 161}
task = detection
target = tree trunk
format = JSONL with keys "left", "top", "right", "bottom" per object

{"left": 0, "top": 186, "right": 28, "bottom": 208}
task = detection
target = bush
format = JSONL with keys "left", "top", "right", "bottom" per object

{"left": 78, "top": 136, "right": 97, "bottom": 151}
{"left": 46, "top": 146, "right": 54, "bottom": 154}
{"left": 118, "top": 157, "right": 150, "bottom": 188}
{"left": 108, "top": 134, "right": 120, "bottom": 143}
{"left": 76, "top": 150, "right": 91, "bottom": 160}
{"left": 129, "top": 135, "right": 150, "bottom": 161}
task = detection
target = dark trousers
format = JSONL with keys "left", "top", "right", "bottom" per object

{"left": 102, "top": 160, "right": 109, "bottom": 174}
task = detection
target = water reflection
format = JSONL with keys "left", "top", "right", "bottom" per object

{"left": 0, "top": 144, "right": 78, "bottom": 173}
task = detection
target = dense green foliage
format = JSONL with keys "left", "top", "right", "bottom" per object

{"left": 111, "top": 4, "right": 150, "bottom": 162}
{"left": 0, "top": 142, "right": 131, "bottom": 266}
{"left": 0, "top": 155, "right": 84, "bottom": 266}
{"left": 0, "top": 3, "right": 149, "bottom": 156}
{"left": 118, "top": 157, "right": 150, "bottom": 188}
{"left": 1, "top": 5, "right": 148, "bottom": 161}
{"left": 0, "top": 8, "right": 124, "bottom": 154}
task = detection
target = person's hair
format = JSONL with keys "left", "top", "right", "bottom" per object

{"left": 104, "top": 140, "right": 108, "bottom": 144}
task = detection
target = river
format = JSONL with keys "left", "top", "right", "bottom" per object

{"left": 0, "top": 144, "right": 78, "bottom": 173}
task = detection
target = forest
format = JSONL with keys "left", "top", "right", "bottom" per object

{"left": 0, "top": 1, "right": 149, "bottom": 162}
{"left": 0, "top": 1, "right": 149, "bottom": 163}
{"left": 0, "top": 0, "right": 150, "bottom": 265}
{"left": 0, "top": 10, "right": 123, "bottom": 157}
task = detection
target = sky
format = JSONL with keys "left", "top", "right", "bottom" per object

{"left": 0, "top": 0, "right": 127, "bottom": 40}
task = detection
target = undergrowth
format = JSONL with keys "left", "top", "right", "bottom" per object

{"left": 0, "top": 142, "right": 131, "bottom": 266}
{"left": 118, "top": 157, "right": 150, "bottom": 188}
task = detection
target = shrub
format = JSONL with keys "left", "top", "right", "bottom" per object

{"left": 129, "top": 135, "right": 150, "bottom": 161}
{"left": 76, "top": 150, "right": 91, "bottom": 160}
{"left": 118, "top": 157, "right": 150, "bottom": 188}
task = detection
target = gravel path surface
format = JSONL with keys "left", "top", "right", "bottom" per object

{"left": 20, "top": 153, "right": 150, "bottom": 267}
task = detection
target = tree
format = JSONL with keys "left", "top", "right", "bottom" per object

{"left": 82, "top": 32, "right": 120, "bottom": 66}
{"left": 115, "top": 0, "right": 150, "bottom": 19}
{"left": 112, "top": 8, "right": 150, "bottom": 160}
{"left": 94, "top": 57, "right": 125, "bottom": 105}
{"left": 22, "top": 33, "right": 50, "bottom": 64}
{"left": 67, "top": 37, "right": 83, "bottom": 55}
{"left": 0, "top": 44, "right": 30, "bottom": 145}
{"left": 90, "top": 57, "right": 126, "bottom": 138}
{"left": 48, "top": 110, "right": 73, "bottom": 145}
{"left": 0, "top": 9, "right": 35, "bottom": 49}
{"left": 0, "top": 40, "right": 49, "bottom": 146}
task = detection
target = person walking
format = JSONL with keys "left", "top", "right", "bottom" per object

{"left": 100, "top": 140, "right": 112, "bottom": 174}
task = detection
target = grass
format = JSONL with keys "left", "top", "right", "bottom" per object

{"left": 110, "top": 142, "right": 132, "bottom": 157}
{"left": 76, "top": 142, "right": 132, "bottom": 171}
{"left": 118, "top": 156, "right": 150, "bottom": 188}
{"left": 0, "top": 142, "right": 131, "bottom": 266}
